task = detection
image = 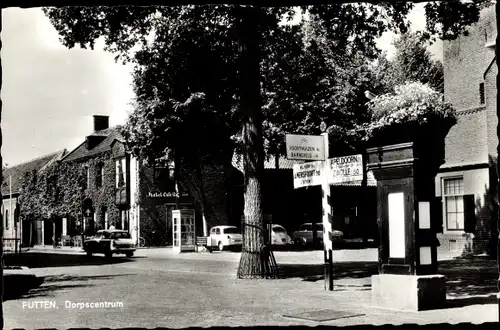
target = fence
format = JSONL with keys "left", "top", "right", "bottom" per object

{"left": 3, "top": 238, "right": 22, "bottom": 255}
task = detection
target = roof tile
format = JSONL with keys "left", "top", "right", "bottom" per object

{"left": 1, "top": 150, "right": 67, "bottom": 196}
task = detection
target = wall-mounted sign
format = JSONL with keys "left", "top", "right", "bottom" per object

{"left": 293, "top": 160, "right": 324, "bottom": 189}
{"left": 327, "top": 154, "right": 363, "bottom": 184}
{"left": 148, "top": 192, "right": 189, "bottom": 198}
{"left": 286, "top": 134, "right": 325, "bottom": 160}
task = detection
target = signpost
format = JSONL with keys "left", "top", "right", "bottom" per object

{"left": 286, "top": 133, "right": 364, "bottom": 291}
{"left": 286, "top": 134, "right": 325, "bottom": 161}
{"left": 293, "top": 160, "right": 323, "bottom": 189}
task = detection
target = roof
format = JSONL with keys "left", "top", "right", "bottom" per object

{"left": 1, "top": 150, "right": 67, "bottom": 196}
{"left": 231, "top": 153, "right": 377, "bottom": 187}
{"left": 62, "top": 126, "right": 124, "bottom": 163}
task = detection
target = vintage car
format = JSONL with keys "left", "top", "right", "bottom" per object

{"left": 207, "top": 225, "right": 243, "bottom": 251}
{"left": 83, "top": 229, "right": 136, "bottom": 258}
{"left": 270, "top": 224, "right": 292, "bottom": 246}
{"left": 292, "top": 223, "right": 343, "bottom": 247}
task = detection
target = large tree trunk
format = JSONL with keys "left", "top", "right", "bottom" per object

{"left": 495, "top": 1, "right": 500, "bottom": 316}
{"left": 236, "top": 6, "right": 267, "bottom": 279}
{"left": 0, "top": 11, "right": 4, "bottom": 323}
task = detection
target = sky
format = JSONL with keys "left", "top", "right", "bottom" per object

{"left": 1, "top": 4, "right": 442, "bottom": 167}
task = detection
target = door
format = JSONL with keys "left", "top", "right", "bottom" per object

{"left": 211, "top": 227, "right": 220, "bottom": 246}
{"left": 173, "top": 216, "right": 180, "bottom": 248}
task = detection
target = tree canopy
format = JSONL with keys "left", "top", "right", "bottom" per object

{"left": 43, "top": 3, "right": 489, "bottom": 278}
{"left": 373, "top": 30, "right": 444, "bottom": 94}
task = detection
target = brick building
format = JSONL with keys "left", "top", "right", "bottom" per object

{"left": 56, "top": 115, "right": 199, "bottom": 247}
{"left": 436, "top": 4, "right": 498, "bottom": 255}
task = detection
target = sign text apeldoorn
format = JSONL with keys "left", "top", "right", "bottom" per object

{"left": 286, "top": 134, "right": 325, "bottom": 160}
{"left": 328, "top": 154, "right": 363, "bottom": 184}
{"left": 293, "top": 160, "right": 324, "bottom": 189}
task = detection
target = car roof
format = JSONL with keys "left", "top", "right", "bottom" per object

{"left": 212, "top": 225, "right": 237, "bottom": 229}
{"left": 97, "top": 229, "right": 128, "bottom": 233}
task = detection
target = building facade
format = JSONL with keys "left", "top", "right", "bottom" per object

{"left": 1, "top": 150, "right": 67, "bottom": 247}
{"left": 3, "top": 115, "right": 199, "bottom": 248}
{"left": 57, "top": 115, "right": 198, "bottom": 247}
{"left": 437, "top": 4, "right": 498, "bottom": 255}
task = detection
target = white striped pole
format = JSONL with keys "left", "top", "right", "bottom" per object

{"left": 321, "top": 132, "right": 334, "bottom": 291}
{"left": 321, "top": 133, "right": 332, "bottom": 251}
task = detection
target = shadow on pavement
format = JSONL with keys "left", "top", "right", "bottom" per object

{"left": 439, "top": 257, "right": 498, "bottom": 297}
{"left": 278, "top": 261, "right": 378, "bottom": 280}
{"left": 4, "top": 252, "right": 137, "bottom": 269}
{"left": 279, "top": 256, "right": 498, "bottom": 309}
{"left": 444, "top": 294, "right": 498, "bottom": 309}
{"left": 4, "top": 273, "right": 133, "bottom": 301}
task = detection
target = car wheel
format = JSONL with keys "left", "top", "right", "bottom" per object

{"left": 105, "top": 250, "right": 112, "bottom": 258}
{"left": 218, "top": 241, "right": 224, "bottom": 251}
{"left": 125, "top": 252, "right": 133, "bottom": 258}
{"left": 86, "top": 251, "right": 92, "bottom": 257}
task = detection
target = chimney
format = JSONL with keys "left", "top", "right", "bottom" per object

{"left": 93, "top": 115, "right": 109, "bottom": 132}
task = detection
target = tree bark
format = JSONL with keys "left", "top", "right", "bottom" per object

{"left": 235, "top": 6, "right": 267, "bottom": 279}
{"left": 0, "top": 10, "right": 4, "bottom": 323}
{"left": 495, "top": 1, "right": 500, "bottom": 318}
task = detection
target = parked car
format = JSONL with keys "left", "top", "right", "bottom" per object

{"left": 83, "top": 229, "right": 136, "bottom": 258}
{"left": 207, "top": 225, "right": 243, "bottom": 251}
{"left": 292, "top": 223, "right": 343, "bottom": 247}
{"left": 270, "top": 224, "right": 292, "bottom": 246}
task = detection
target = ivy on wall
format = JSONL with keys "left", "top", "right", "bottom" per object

{"left": 19, "top": 152, "right": 122, "bottom": 231}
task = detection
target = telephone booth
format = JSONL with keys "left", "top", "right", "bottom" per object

{"left": 172, "top": 209, "right": 196, "bottom": 253}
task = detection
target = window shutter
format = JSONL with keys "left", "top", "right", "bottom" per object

{"left": 431, "top": 197, "right": 443, "bottom": 233}
{"left": 463, "top": 194, "right": 476, "bottom": 233}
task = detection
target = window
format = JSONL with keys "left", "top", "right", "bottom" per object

{"left": 115, "top": 158, "right": 126, "bottom": 188}
{"left": 96, "top": 163, "right": 103, "bottom": 188}
{"left": 443, "top": 178, "right": 465, "bottom": 231}
{"left": 5, "top": 210, "right": 9, "bottom": 230}
{"left": 272, "top": 226, "right": 286, "bottom": 233}
{"left": 216, "top": 228, "right": 221, "bottom": 235}
{"left": 479, "top": 83, "right": 485, "bottom": 105}
{"left": 299, "top": 224, "right": 312, "bottom": 231}
{"left": 103, "top": 207, "right": 108, "bottom": 229}
{"left": 223, "top": 227, "right": 240, "bottom": 234}
{"left": 110, "top": 231, "right": 131, "bottom": 239}
{"left": 86, "top": 166, "right": 91, "bottom": 188}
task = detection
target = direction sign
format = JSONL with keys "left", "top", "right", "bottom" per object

{"left": 286, "top": 134, "right": 325, "bottom": 161}
{"left": 293, "top": 160, "right": 324, "bottom": 189}
{"left": 327, "top": 154, "right": 363, "bottom": 184}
